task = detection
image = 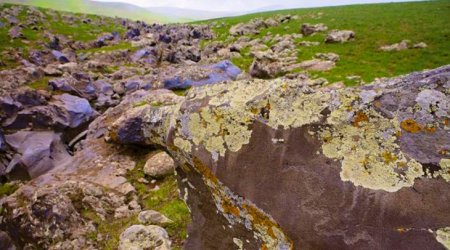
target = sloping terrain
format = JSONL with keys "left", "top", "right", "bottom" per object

{"left": 0, "top": 1, "right": 449, "bottom": 249}
{"left": 199, "top": 0, "right": 450, "bottom": 85}
{"left": 0, "top": 0, "right": 177, "bottom": 23}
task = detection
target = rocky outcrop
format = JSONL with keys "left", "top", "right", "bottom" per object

{"left": 109, "top": 65, "right": 450, "bottom": 249}
{"left": 325, "top": 30, "right": 355, "bottom": 43}
{"left": 300, "top": 23, "right": 328, "bottom": 36}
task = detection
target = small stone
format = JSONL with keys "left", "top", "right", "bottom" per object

{"left": 144, "top": 152, "right": 176, "bottom": 178}
{"left": 138, "top": 210, "right": 173, "bottom": 225}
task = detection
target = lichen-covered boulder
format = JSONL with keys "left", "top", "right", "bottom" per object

{"left": 109, "top": 65, "right": 450, "bottom": 249}
{"left": 118, "top": 225, "right": 171, "bottom": 250}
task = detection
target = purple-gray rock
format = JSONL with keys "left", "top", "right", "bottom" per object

{"left": 163, "top": 60, "right": 241, "bottom": 89}
{"left": 51, "top": 50, "right": 69, "bottom": 63}
{"left": 4, "top": 131, "right": 71, "bottom": 179}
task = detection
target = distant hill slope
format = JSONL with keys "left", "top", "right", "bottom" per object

{"left": 147, "top": 7, "right": 239, "bottom": 22}
{"left": 0, "top": 0, "right": 182, "bottom": 23}
{"left": 198, "top": 0, "right": 450, "bottom": 85}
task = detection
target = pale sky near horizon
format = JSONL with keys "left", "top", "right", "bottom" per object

{"left": 93, "top": 0, "right": 422, "bottom": 12}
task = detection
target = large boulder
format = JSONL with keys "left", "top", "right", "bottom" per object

{"left": 4, "top": 131, "right": 71, "bottom": 179}
{"left": 2, "top": 94, "right": 96, "bottom": 134}
{"left": 109, "top": 65, "right": 450, "bottom": 250}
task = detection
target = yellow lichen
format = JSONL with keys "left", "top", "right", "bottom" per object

{"left": 436, "top": 227, "right": 450, "bottom": 249}
{"left": 321, "top": 105, "right": 424, "bottom": 192}
{"left": 438, "top": 158, "right": 450, "bottom": 182}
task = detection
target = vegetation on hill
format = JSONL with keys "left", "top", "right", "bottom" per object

{"left": 198, "top": 0, "right": 450, "bottom": 85}
{"left": 0, "top": 0, "right": 178, "bottom": 23}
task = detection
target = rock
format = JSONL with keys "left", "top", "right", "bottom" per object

{"left": 119, "top": 225, "right": 171, "bottom": 250}
{"left": 299, "top": 41, "right": 320, "bottom": 47}
{"left": 413, "top": 42, "right": 428, "bottom": 49}
{"left": 51, "top": 50, "right": 70, "bottom": 63}
{"left": 297, "top": 59, "right": 335, "bottom": 71}
{"left": 325, "top": 30, "right": 355, "bottom": 43}
{"left": 109, "top": 65, "right": 450, "bottom": 250}
{"left": 43, "top": 64, "right": 63, "bottom": 76}
{"left": 130, "top": 48, "right": 151, "bottom": 62}
{"left": 4, "top": 131, "right": 71, "bottom": 179}
{"left": 138, "top": 210, "right": 173, "bottom": 225}
{"left": 144, "top": 152, "right": 175, "bottom": 178}
{"left": 229, "top": 18, "right": 267, "bottom": 36}
{"left": 52, "top": 94, "right": 96, "bottom": 128}
{"left": 163, "top": 60, "right": 241, "bottom": 89}
{"left": 2, "top": 180, "right": 129, "bottom": 248}
{"left": 300, "top": 23, "right": 328, "bottom": 36}
{"left": 8, "top": 26, "right": 23, "bottom": 39}
{"left": 0, "top": 130, "right": 6, "bottom": 152}
{"left": 315, "top": 52, "right": 340, "bottom": 62}
{"left": 0, "top": 231, "right": 16, "bottom": 250}
{"left": 380, "top": 40, "right": 410, "bottom": 51}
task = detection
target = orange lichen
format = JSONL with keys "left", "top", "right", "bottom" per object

{"left": 352, "top": 111, "right": 369, "bottom": 127}
{"left": 193, "top": 156, "right": 219, "bottom": 185}
{"left": 400, "top": 119, "right": 422, "bottom": 133}
{"left": 221, "top": 197, "right": 241, "bottom": 217}
{"left": 242, "top": 204, "right": 278, "bottom": 238}
{"left": 424, "top": 125, "right": 437, "bottom": 133}
{"left": 396, "top": 227, "right": 408, "bottom": 233}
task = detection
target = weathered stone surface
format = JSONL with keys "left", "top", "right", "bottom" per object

{"left": 144, "top": 151, "right": 176, "bottom": 178}
{"left": 301, "top": 23, "right": 328, "bottom": 36}
{"left": 4, "top": 131, "right": 71, "bottom": 179}
{"left": 325, "top": 30, "right": 355, "bottom": 43}
{"left": 380, "top": 40, "right": 410, "bottom": 51}
{"left": 138, "top": 210, "right": 173, "bottom": 225}
{"left": 109, "top": 65, "right": 450, "bottom": 249}
{"left": 163, "top": 60, "right": 241, "bottom": 89}
{"left": 118, "top": 225, "right": 171, "bottom": 250}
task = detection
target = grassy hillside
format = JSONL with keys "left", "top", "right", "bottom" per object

{"left": 0, "top": 0, "right": 180, "bottom": 23}
{"left": 0, "top": 3, "right": 129, "bottom": 70}
{"left": 199, "top": 0, "right": 450, "bottom": 85}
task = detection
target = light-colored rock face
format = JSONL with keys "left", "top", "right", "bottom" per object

{"left": 325, "top": 30, "right": 355, "bottom": 43}
{"left": 138, "top": 210, "right": 173, "bottom": 225}
{"left": 144, "top": 151, "right": 176, "bottom": 178}
{"left": 119, "top": 225, "right": 171, "bottom": 250}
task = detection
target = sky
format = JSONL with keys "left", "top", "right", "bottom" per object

{"left": 93, "top": 0, "right": 421, "bottom": 12}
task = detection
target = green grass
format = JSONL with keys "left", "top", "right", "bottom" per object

{"left": 0, "top": 0, "right": 175, "bottom": 23}
{"left": 126, "top": 153, "right": 191, "bottom": 249}
{"left": 198, "top": 0, "right": 450, "bottom": 85}
{"left": 81, "top": 209, "right": 140, "bottom": 250}
{"left": 28, "top": 76, "right": 51, "bottom": 90}
{"left": 0, "top": 183, "right": 18, "bottom": 199}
